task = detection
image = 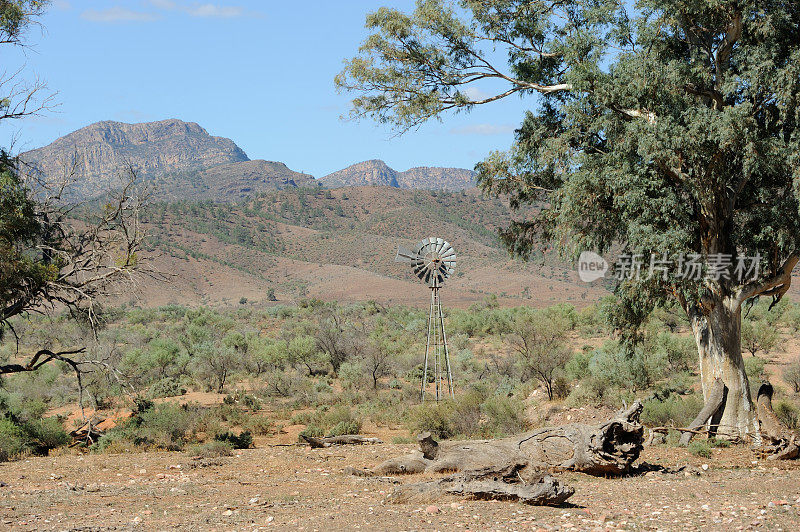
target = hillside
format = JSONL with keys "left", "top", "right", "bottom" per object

{"left": 319, "top": 159, "right": 476, "bottom": 191}
{"left": 21, "top": 119, "right": 315, "bottom": 202}
{"left": 136, "top": 186, "right": 607, "bottom": 308}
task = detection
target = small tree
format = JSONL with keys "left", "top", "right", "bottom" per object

{"left": 783, "top": 358, "right": 800, "bottom": 394}
{"left": 192, "top": 342, "right": 239, "bottom": 393}
{"left": 507, "top": 311, "right": 571, "bottom": 400}
{"left": 740, "top": 320, "right": 779, "bottom": 358}
{"left": 362, "top": 340, "right": 394, "bottom": 389}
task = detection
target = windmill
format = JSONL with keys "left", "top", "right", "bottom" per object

{"left": 396, "top": 237, "right": 456, "bottom": 401}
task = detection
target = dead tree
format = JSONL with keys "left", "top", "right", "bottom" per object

{"left": 349, "top": 402, "right": 644, "bottom": 506}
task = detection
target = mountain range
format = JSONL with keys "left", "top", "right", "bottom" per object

{"left": 22, "top": 119, "right": 477, "bottom": 202}
{"left": 319, "top": 159, "right": 476, "bottom": 191}
{"left": 18, "top": 118, "right": 611, "bottom": 308}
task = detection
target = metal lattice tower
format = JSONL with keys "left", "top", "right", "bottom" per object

{"left": 395, "top": 237, "right": 456, "bottom": 401}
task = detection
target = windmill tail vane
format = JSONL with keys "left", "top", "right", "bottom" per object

{"left": 395, "top": 237, "right": 456, "bottom": 401}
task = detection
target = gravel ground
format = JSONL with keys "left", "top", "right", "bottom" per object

{"left": 1, "top": 443, "right": 799, "bottom": 531}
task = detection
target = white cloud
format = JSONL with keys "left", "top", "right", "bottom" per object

{"left": 187, "top": 3, "right": 244, "bottom": 17}
{"left": 52, "top": 0, "right": 72, "bottom": 10}
{"left": 81, "top": 7, "right": 159, "bottom": 22}
{"left": 462, "top": 86, "right": 493, "bottom": 102}
{"left": 149, "top": 1, "right": 248, "bottom": 18}
{"left": 450, "top": 124, "right": 516, "bottom": 136}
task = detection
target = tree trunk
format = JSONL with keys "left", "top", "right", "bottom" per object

{"left": 689, "top": 300, "right": 758, "bottom": 441}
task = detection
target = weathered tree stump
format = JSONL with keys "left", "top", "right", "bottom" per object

{"left": 755, "top": 383, "right": 799, "bottom": 460}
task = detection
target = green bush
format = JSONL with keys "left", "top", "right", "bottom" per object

{"left": 405, "top": 402, "right": 455, "bottom": 439}
{"left": 214, "top": 430, "right": 253, "bottom": 449}
{"left": 243, "top": 414, "right": 274, "bottom": 436}
{"left": 641, "top": 395, "right": 704, "bottom": 427}
{"left": 775, "top": 400, "right": 800, "bottom": 430}
{"left": 295, "top": 406, "right": 362, "bottom": 441}
{"left": 23, "top": 417, "right": 70, "bottom": 453}
{"left": 0, "top": 418, "right": 26, "bottom": 462}
{"left": 99, "top": 402, "right": 200, "bottom": 451}
{"left": 688, "top": 440, "right": 712, "bottom": 458}
{"left": 189, "top": 440, "right": 234, "bottom": 458}
{"left": 481, "top": 395, "right": 529, "bottom": 436}
{"left": 148, "top": 377, "right": 187, "bottom": 399}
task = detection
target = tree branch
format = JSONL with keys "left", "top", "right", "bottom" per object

{"left": 735, "top": 254, "right": 799, "bottom": 307}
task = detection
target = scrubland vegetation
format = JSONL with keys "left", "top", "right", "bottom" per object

{"left": 2, "top": 296, "right": 799, "bottom": 462}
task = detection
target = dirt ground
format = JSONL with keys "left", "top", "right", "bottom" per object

{"left": 1, "top": 441, "right": 800, "bottom": 531}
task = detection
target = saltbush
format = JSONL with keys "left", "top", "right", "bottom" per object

{"left": 189, "top": 440, "right": 234, "bottom": 458}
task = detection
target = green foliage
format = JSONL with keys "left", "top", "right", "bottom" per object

{"left": 148, "top": 377, "right": 187, "bottom": 399}
{"left": 783, "top": 358, "right": 800, "bottom": 393}
{"left": 774, "top": 400, "right": 800, "bottom": 430}
{"left": 213, "top": 430, "right": 253, "bottom": 449}
{"left": 744, "top": 356, "right": 766, "bottom": 382}
{"left": 0, "top": 418, "right": 25, "bottom": 461}
{"left": 0, "top": 415, "right": 69, "bottom": 462}
{"left": 99, "top": 402, "right": 201, "bottom": 451}
{"left": 688, "top": 440, "right": 712, "bottom": 459}
{"left": 641, "top": 395, "right": 704, "bottom": 428}
{"left": 297, "top": 406, "right": 363, "bottom": 441}
{"left": 189, "top": 440, "right": 234, "bottom": 458}
{"left": 741, "top": 319, "right": 780, "bottom": 357}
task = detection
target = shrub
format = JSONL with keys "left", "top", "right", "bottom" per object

{"left": 323, "top": 406, "right": 362, "bottom": 436}
{"left": 23, "top": 417, "right": 70, "bottom": 454}
{"left": 0, "top": 418, "right": 26, "bottom": 462}
{"left": 189, "top": 440, "right": 234, "bottom": 458}
{"left": 0, "top": 416, "right": 69, "bottom": 462}
{"left": 295, "top": 406, "right": 362, "bottom": 441}
{"left": 214, "top": 431, "right": 253, "bottom": 449}
{"left": 481, "top": 395, "right": 529, "bottom": 436}
{"left": 774, "top": 400, "right": 800, "bottom": 430}
{"left": 709, "top": 437, "right": 730, "bottom": 448}
{"left": 406, "top": 402, "right": 454, "bottom": 439}
{"left": 101, "top": 402, "right": 201, "bottom": 451}
{"left": 688, "top": 440, "right": 712, "bottom": 458}
{"left": 148, "top": 377, "right": 187, "bottom": 399}
{"left": 243, "top": 415, "right": 274, "bottom": 436}
{"left": 564, "top": 378, "right": 608, "bottom": 408}
{"left": 641, "top": 395, "right": 704, "bottom": 427}
{"left": 223, "top": 391, "right": 262, "bottom": 410}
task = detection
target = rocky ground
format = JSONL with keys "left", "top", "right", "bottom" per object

{"left": 1, "top": 442, "right": 799, "bottom": 531}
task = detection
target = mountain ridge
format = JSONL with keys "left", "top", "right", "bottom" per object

{"left": 319, "top": 159, "right": 477, "bottom": 191}
{"left": 22, "top": 119, "right": 479, "bottom": 202}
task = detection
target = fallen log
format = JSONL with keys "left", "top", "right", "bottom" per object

{"left": 301, "top": 434, "right": 383, "bottom": 448}
{"left": 388, "top": 461, "right": 574, "bottom": 506}
{"left": 374, "top": 400, "right": 644, "bottom": 477}
{"left": 679, "top": 378, "right": 726, "bottom": 446}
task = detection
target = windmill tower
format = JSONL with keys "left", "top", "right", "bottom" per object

{"left": 396, "top": 237, "right": 456, "bottom": 401}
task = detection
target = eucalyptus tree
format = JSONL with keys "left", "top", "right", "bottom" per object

{"left": 337, "top": 0, "right": 800, "bottom": 439}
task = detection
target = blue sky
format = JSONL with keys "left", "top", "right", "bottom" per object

{"left": 1, "top": 1, "right": 533, "bottom": 177}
